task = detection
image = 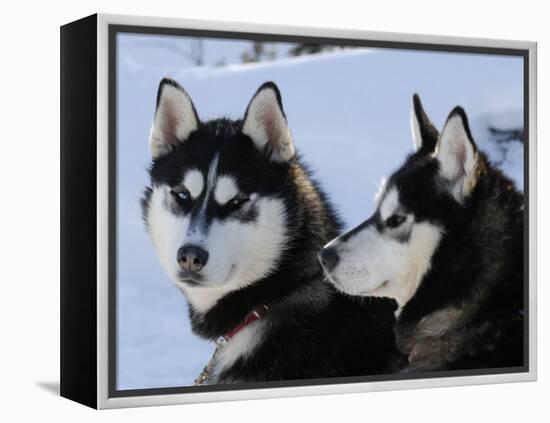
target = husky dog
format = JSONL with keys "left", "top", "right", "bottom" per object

{"left": 142, "top": 79, "right": 397, "bottom": 383}
{"left": 319, "top": 95, "right": 524, "bottom": 371}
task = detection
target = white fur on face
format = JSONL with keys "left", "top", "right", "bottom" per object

{"left": 183, "top": 169, "right": 204, "bottom": 199}
{"left": 324, "top": 187, "right": 442, "bottom": 308}
{"left": 242, "top": 88, "right": 294, "bottom": 162}
{"left": 214, "top": 176, "right": 239, "bottom": 205}
{"left": 379, "top": 188, "right": 399, "bottom": 220}
{"left": 149, "top": 83, "right": 198, "bottom": 158}
{"left": 147, "top": 180, "right": 288, "bottom": 313}
{"left": 147, "top": 186, "right": 191, "bottom": 282}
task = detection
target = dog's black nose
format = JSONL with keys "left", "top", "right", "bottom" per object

{"left": 177, "top": 244, "right": 209, "bottom": 273}
{"left": 319, "top": 247, "right": 339, "bottom": 272}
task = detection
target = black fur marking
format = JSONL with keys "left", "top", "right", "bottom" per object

{"left": 412, "top": 94, "right": 439, "bottom": 153}
{"left": 230, "top": 201, "right": 259, "bottom": 223}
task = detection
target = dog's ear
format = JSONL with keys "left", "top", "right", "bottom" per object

{"left": 242, "top": 82, "right": 295, "bottom": 162}
{"left": 411, "top": 94, "right": 439, "bottom": 153}
{"left": 149, "top": 78, "right": 200, "bottom": 158}
{"left": 435, "top": 107, "right": 479, "bottom": 202}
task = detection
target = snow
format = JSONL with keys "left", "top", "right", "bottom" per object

{"left": 116, "top": 33, "right": 524, "bottom": 390}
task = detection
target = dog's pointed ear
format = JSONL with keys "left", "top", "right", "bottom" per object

{"left": 411, "top": 94, "right": 439, "bottom": 153}
{"left": 242, "top": 82, "right": 295, "bottom": 162}
{"left": 149, "top": 78, "right": 200, "bottom": 158}
{"left": 435, "top": 107, "right": 479, "bottom": 202}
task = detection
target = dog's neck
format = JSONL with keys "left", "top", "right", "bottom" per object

{"left": 395, "top": 158, "right": 524, "bottom": 368}
{"left": 188, "top": 265, "right": 330, "bottom": 340}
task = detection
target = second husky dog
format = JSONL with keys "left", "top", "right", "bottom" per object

{"left": 320, "top": 95, "right": 524, "bottom": 372}
{"left": 142, "top": 79, "right": 397, "bottom": 384}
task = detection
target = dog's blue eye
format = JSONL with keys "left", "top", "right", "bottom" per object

{"left": 171, "top": 188, "right": 191, "bottom": 204}
{"left": 228, "top": 195, "right": 249, "bottom": 210}
{"left": 386, "top": 214, "right": 406, "bottom": 228}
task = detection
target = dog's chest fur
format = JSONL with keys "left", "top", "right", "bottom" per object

{"left": 395, "top": 305, "right": 524, "bottom": 372}
{"left": 201, "top": 319, "right": 267, "bottom": 384}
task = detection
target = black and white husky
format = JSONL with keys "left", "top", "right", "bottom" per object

{"left": 320, "top": 95, "right": 524, "bottom": 372}
{"left": 142, "top": 79, "right": 397, "bottom": 384}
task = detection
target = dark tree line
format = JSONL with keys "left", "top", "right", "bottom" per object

{"left": 487, "top": 126, "right": 524, "bottom": 166}
{"left": 240, "top": 42, "right": 346, "bottom": 64}
{"left": 241, "top": 42, "right": 277, "bottom": 63}
{"left": 488, "top": 126, "right": 524, "bottom": 144}
{"left": 287, "top": 43, "right": 342, "bottom": 56}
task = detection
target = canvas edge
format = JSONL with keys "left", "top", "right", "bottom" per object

{"left": 60, "top": 13, "right": 99, "bottom": 409}
{"left": 527, "top": 42, "right": 537, "bottom": 383}
{"left": 94, "top": 13, "right": 538, "bottom": 409}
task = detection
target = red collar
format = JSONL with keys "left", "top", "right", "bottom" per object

{"left": 223, "top": 305, "right": 269, "bottom": 341}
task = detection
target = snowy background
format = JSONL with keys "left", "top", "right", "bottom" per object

{"left": 116, "top": 33, "right": 524, "bottom": 390}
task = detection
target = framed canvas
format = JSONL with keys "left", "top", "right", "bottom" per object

{"left": 60, "top": 13, "right": 537, "bottom": 409}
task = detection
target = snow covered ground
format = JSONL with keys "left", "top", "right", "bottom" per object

{"left": 116, "top": 33, "right": 524, "bottom": 390}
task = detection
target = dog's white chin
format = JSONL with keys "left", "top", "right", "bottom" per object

{"left": 180, "top": 280, "right": 239, "bottom": 313}
{"left": 326, "top": 272, "right": 388, "bottom": 297}
{"left": 358, "top": 278, "right": 416, "bottom": 309}
{"left": 360, "top": 279, "right": 394, "bottom": 297}
{"left": 357, "top": 279, "right": 389, "bottom": 295}
{"left": 177, "top": 263, "right": 262, "bottom": 313}
{"left": 170, "top": 258, "right": 238, "bottom": 287}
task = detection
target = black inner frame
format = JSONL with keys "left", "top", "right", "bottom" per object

{"left": 108, "top": 24, "right": 530, "bottom": 398}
